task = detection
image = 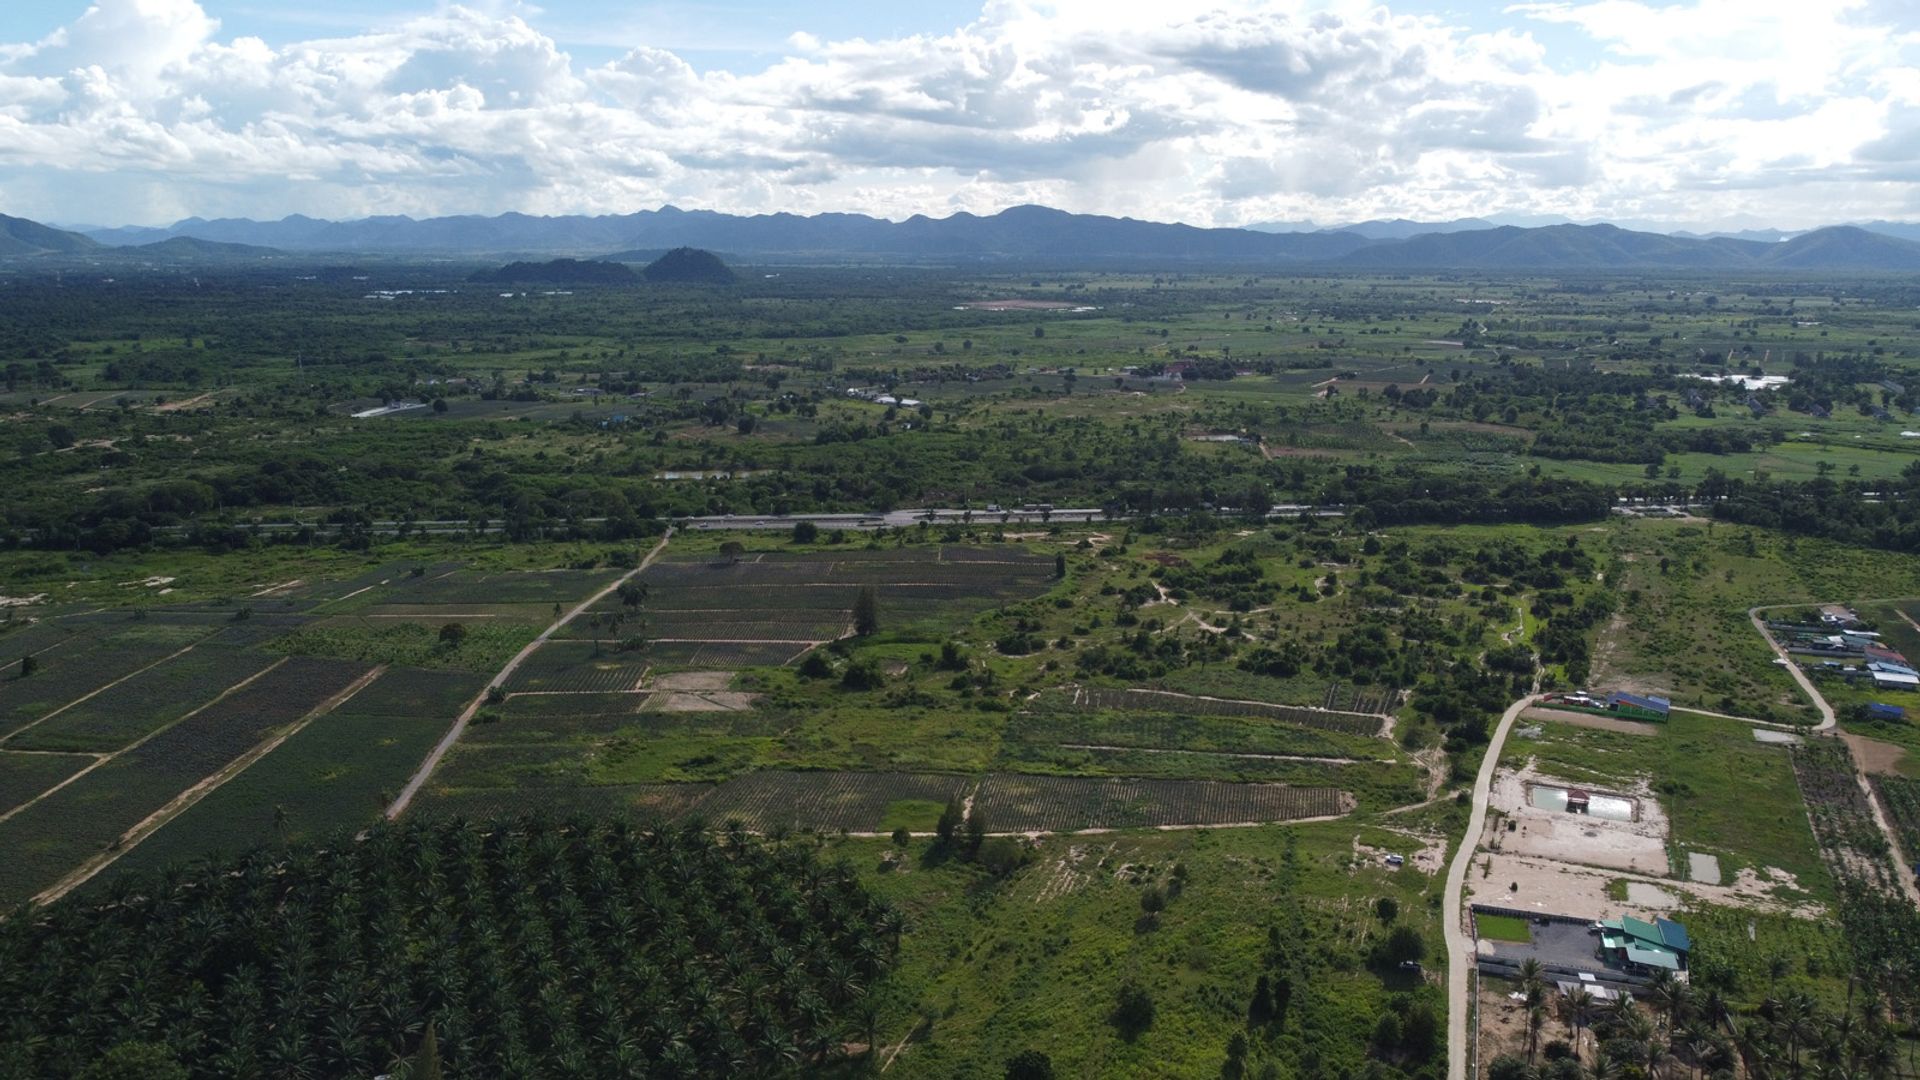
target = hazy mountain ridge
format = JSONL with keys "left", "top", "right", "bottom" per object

{"left": 7, "top": 206, "right": 1920, "bottom": 269}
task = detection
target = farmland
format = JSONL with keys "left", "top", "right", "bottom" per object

{"left": 1871, "top": 774, "right": 1920, "bottom": 867}
{"left": 2, "top": 259, "right": 1920, "bottom": 1076}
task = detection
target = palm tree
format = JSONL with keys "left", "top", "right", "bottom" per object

{"left": 1560, "top": 986, "right": 1594, "bottom": 1062}
{"left": 1526, "top": 1001, "right": 1548, "bottom": 1064}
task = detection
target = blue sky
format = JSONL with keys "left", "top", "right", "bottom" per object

{"left": 0, "top": 0, "right": 1916, "bottom": 229}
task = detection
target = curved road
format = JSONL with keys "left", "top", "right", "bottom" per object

{"left": 1443, "top": 692, "right": 1538, "bottom": 1080}
{"left": 1747, "top": 605, "right": 1836, "bottom": 732}
{"left": 386, "top": 528, "right": 675, "bottom": 818}
{"left": 1448, "top": 607, "right": 1914, "bottom": 1078}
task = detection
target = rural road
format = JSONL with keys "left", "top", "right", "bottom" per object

{"left": 1443, "top": 691, "right": 1538, "bottom": 1080}
{"left": 1750, "top": 604, "right": 1920, "bottom": 907}
{"left": 27, "top": 499, "right": 1713, "bottom": 543}
{"left": 386, "top": 528, "right": 675, "bottom": 818}
{"left": 1747, "top": 606, "right": 1836, "bottom": 732}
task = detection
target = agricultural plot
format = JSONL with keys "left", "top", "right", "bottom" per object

{"left": 0, "top": 656, "right": 373, "bottom": 906}
{"left": 1869, "top": 775, "right": 1920, "bottom": 869}
{"left": 338, "top": 666, "right": 488, "bottom": 718}
{"left": 205, "top": 612, "right": 319, "bottom": 648}
{"left": 267, "top": 617, "right": 540, "bottom": 674}
{"left": 102, "top": 669, "right": 488, "bottom": 879}
{"left": 691, "top": 770, "right": 974, "bottom": 833}
{"left": 0, "top": 752, "right": 91, "bottom": 815}
{"left": 0, "top": 623, "right": 215, "bottom": 738}
{"left": 5, "top": 646, "right": 279, "bottom": 753}
{"left": 506, "top": 640, "right": 652, "bottom": 692}
{"left": 382, "top": 568, "right": 620, "bottom": 606}
{"left": 584, "top": 546, "right": 1058, "bottom": 655}
{"left": 1789, "top": 737, "right": 1900, "bottom": 892}
{"left": 1070, "top": 686, "right": 1383, "bottom": 737}
{"left": 1003, "top": 707, "right": 1383, "bottom": 760}
{"left": 415, "top": 781, "right": 719, "bottom": 823}
{"left": 971, "top": 774, "right": 1350, "bottom": 832}
{"left": 0, "top": 621, "right": 76, "bottom": 665}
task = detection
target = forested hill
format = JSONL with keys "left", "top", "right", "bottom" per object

{"left": 0, "top": 213, "right": 98, "bottom": 256}
{"left": 471, "top": 258, "right": 638, "bottom": 285}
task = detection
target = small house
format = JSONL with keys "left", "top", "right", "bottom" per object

{"left": 1866, "top": 703, "right": 1906, "bottom": 722}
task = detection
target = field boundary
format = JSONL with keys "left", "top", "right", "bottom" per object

{"left": 0, "top": 630, "right": 219, "bottom": 747}
{"left": 387, "top": 529, "right": 675, "bottom": 818}
{"left": 0, "top": 656, "right": 290, "bottom": 827}
{"left": 32, "top": 663, "right": 388, "bottom": 905}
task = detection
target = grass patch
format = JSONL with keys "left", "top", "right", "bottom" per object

{"left": 1475, "top": 913, "right": 1532, "bottom": 943}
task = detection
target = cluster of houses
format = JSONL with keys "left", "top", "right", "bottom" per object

{"left": 844, "top": 387, "right": 925, "bottom": 408}
{"left": 1541, "top": 690, "right": 1673, "bottom": 721}
{"left": 1773, "top": 606, "right": 1920, "bottom": 692}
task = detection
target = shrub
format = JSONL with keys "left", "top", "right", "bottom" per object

{"left": 1111, "top": 981, "right": 1155, "bottom": 1038}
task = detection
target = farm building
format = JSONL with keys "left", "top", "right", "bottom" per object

{"left": 1599, "top": 916, "right": 1691, "bottom": 976}
{"left": 1873, "top": 670, "right": 1920, "bottom": 691}
{"left": 1607, "top": 691, "right": 1671, "bottom": 721}
{"left": 1867, "top": 703, "right": 1907, "bottom": 722}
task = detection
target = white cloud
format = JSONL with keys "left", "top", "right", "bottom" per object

{"left": 0, "top": 0, "right": 1915, "bottom": 228}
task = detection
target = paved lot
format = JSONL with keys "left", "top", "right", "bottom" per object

{"left": 1480, "top": 918, "right": 1603, "bottom": 974}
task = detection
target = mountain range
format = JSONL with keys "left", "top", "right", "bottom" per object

{"left": 8, "top": 207, "right": 1920, "bottom": 271}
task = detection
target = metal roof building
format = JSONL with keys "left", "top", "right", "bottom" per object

{"left": 1608, "top": 691, "right": 1672, "bottom": 720}
{"left": 1599, "top": 916, "right": 1690, "bottom": 975}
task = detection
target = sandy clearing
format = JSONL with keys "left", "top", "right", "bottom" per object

{"left": 1466, "top": 851, "right": 1820, "bottom": 922}
{"left": 1489, "top": 762, "right": 1670, "bottom": 876}
{"left": 1841, "top": 731, "right": 1910, "bottom": 776}
{"left": 643, "top": 692, "right": 757, "bottom": 712}
{"left": 1520, "top": 706, "right": 1661, "bottom": 735}
{"left": 651, "top": 670, "right": 735, "bottom": 691}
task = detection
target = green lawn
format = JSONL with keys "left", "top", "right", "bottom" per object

{"left": 1475, "top": 913, "right": 1532, "bottom": 943}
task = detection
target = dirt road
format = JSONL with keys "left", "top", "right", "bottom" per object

{"left": 386, "top": 529, "right": 674, "bottom": 818}
{"left": 1444, "top": 692, "right": 1538, "bottom": 1080}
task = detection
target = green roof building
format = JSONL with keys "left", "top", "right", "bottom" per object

{"left": 1599, "top": 915, "right": 1690, "bottom": 976}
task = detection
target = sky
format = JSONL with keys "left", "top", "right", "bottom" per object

{"left": 1, "top": 0, "right": 1918, "bottom": 230}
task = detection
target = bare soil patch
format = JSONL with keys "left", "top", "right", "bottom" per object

{"left": 1521, "top": 706, "right": 1660, "bottom": 736}
{"left": 643, "top": 692, "right": 758, "bottom": 712}
{"left": 1841, "top": 732, "right": 1910, "bottom": 776}
{"left": 963, "top": 299, "right": 1075, "bottom": 310}
{"left": 1489, "top": 763, "right": 1669, "bottom": 876}
{"left": 651, "top": 671, "right": 735, "bottom": 692}
{"left": 1468, "top": 850, "right": 1818, "bottom": 921}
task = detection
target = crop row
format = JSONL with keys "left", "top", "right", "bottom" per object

{"left": 0, "top": 751, "right": 91, "bottom": 817}
{"left": 394, "top": 569, "right": 620, "bottom": 606}
{"left": 507, "top": 642, "right": 652, "bottom": 692}
{"left": 1789, "top": 737, "right": 1898, "bottom": 890}
{"left": 0, "top": 656, "right": 374, "bottom": 907}
{"left": 0, "top": 626, "right": 214, "bottom": 739}
{"left": 0, "top": 622, "right": 79, "bottom": 665}
{"left": 1004, "top": 709, "right": 1362, "bottom": 759}
{"left": 417, "top": 770, "right": 1351, "bottom": 835}
{"left": 419, "top": 781, "right": 719, "bottom": 822}
{"left": 689, "top": 771, "right": 973, "bottom": 832}
{"left": 1074, "top": 687, "right": 1382, "bottom": 737}
{"left": 104, "top": 710, "right": 453, "bottom": 879}
{"left": 337, "top": 666, "right": 489, "bottom": 718}
{"left": 973, "top": 774, "right": 1350, "bottom": 832}
{"left": 9, "top": 647, "right": 281, "bottom": 754}
{"left": 556, "top": 617, "right": 838, "bottom": 644}
{"left": 1870, "top": 775, "right": 1920, "bottom": 869}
